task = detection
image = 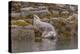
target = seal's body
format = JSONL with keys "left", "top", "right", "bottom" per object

{"left": 33, "top": 15, "right": 57, "bottom": 40}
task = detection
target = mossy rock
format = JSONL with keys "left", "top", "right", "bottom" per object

{"left": 14, "top": 20, "right": 30, "bottom": 26}
{"left": 16, "top": 29, "right": 35, "bottom": 41}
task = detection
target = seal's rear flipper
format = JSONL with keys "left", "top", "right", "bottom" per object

{"left": 33, "top": 14, "right": 41, "bottom": 20}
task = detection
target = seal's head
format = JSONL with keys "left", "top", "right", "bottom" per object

{"left": 44, "top": 31, "right": 57, "bottom": 40}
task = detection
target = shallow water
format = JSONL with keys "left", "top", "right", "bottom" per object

{"left": 12, "top": 39, "right": 56, "bottom": 52}
{"left": 11, "top": 28, "right": 78, "bottom": 53}
{"left": 12, "top": 37, "right": 77, "bottom": 53}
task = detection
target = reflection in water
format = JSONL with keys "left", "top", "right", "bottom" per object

{"left": 33, "top": 39, "right": 56, "bottom": 51}
{"left": 12, "top": 38, "right": 56, "bottom": 53}
{"left": 12, "top": 37, "right": 77, "bottom": 53}
{"left": 11, "top": 28, "right": 77, "bottom": 53}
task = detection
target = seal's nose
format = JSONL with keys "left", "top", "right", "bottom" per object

{"left": 45, "top": 36, "right": 56, "bottom": 40}
{"left": 50, "top": 36, "right": 54, "bottom": 40}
